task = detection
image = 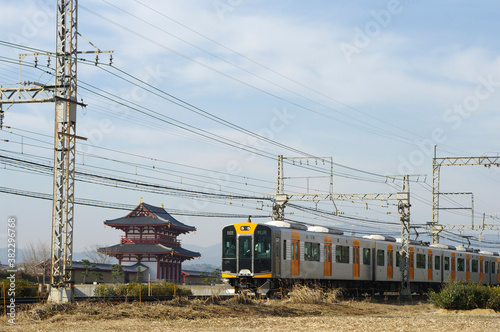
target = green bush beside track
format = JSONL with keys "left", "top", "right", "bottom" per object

{"left": 428, "top": 280, "right": 500, "bottom": 311}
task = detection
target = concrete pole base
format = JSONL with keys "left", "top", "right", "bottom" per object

{"left": 47, "top": 286, "right": 75, "bottom": 303}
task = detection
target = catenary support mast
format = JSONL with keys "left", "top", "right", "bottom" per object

{"left": 51, "top": 0, "right": 78, "bottom": 287}
{"left": 0, "top": 1, "right": 111, "bottom": 302}
{"left": 431, "top": 147, "right": 500, "bottom": 243}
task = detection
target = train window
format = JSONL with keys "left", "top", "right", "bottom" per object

{"left": 363, "top": 248, "right": 371, "bottom": 265}
{"left": 457, "top": 258, "right": 465, "bottom": 272}
{"left": 336, "top": 245, "right": 349, "bottom": 263}
{"left": 304, "top": 242, "right": 311, "bottom": 260}
{"left": 387, "top": 250, "right": 393, "bottom": 267}
{"left": 312, "top": 243, "right": 320, "bottom": 261}
{"left": 325, "top": 244, "right": 332, "bottom": 263}
{"left": 472, "top": 260, "right": 478, "bottom": 273}
{"left": 222, "top": 227, "right": 236, "bottom": 259}
{"left": 239, "top": 236, "right": 252, "bottom": 259}
{"left": 283, "top": 240, "right": 287, "bottom": 260}
{"left": 435, "top": 256, "right": 441, "bottom": 270}
{"left": 292, "top": 241, "right": 300, "bottom": 260}
{"left": 444, "top": 257, "right": 450, "bottom": 271}
{"left": 396, "top": 251, "right": 401, "bottom": 267}
{"left": 416, "top": 254, "right": 426, "bottom": 269}
{"left": 304, "top": 242, "right": 320, "bottom": 261}
{"left": 254, "top": 231, "right": 271, "bottom": 259}
{"left": 492, "top": 262, "right": 495, "bottom": 274}
{"left": 377, "top": 250, "right": 384, "bottom": 266}
{"left": 485, "top": 261, "right": 489, "bottom": 274}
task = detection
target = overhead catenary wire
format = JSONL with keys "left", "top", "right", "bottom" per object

{"left": 92, "top": 1, "right": 475, "bottom": 158}
{"left": 0, "top": 40, "right": 433, "bottom": 183}
{"left": 0, "top": 186, "right": 270, "bottom": 218}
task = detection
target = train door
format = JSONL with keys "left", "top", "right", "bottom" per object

{"left": 497, "top": 258, "right": 500, "bottom": 283}
{"left": 440, "top": 253, "right": 444, "bottom": 283}
{"left": 480, "top": 255, "right": 483, "bottom": 283}
{"left": 291, "top": 239, "right": 300, "bottom": 276}
{"left": 451, "top": 252, "right": 456, "bottom": 281}
{"left": 466, "top": 254, "right": 470, "bottom": 282}
{"left": 238, "top": 236, "right": 253, "bottom": 272}
{"left": 275, "top": 237, "right": 281, "bottom": 276}
{"left": 484, "top": 259, "right": 489, "bottom": 285}
{"left": 428, "top": 249, "right": 433, "bottom": 280}
{"left": 387, "top": 244, "right": 393, "bottom": 279}
{"left": 353, "top": 239, "right": 360, "bottom": 278}
{"left": 409, "top": 247, "right": 414, "bottom": 280}
{"left": 324, "top": 242, "right": 332, "bottom": 277}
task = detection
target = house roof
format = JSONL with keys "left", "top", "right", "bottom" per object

{"left": 98, "top": 243, "right": 201, "bottom": 259}
{"left": 104, "top": 202, "right": 196, "bottom": 233}
{"left": 72, "top": 261, "right": 148, "bottom": 273}
{"left": 181, "top": 270, "right": 208, "bottom": 277}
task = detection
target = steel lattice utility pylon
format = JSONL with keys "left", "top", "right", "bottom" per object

{"left": 0, "top": 1, "right": 110, "bottom": 290}
{"left": 50, "top": 0, "right": 79, "bottom": 285}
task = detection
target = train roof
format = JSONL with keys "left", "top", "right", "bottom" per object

{"left": 265, "top": 220, "right": 308, "bottom": 230}
{"left": 306, "top": 225, "right": 344, "bottom": 235}
{"left": 264, "top": 221, "right": 344, "bottom": 234}
{"left": 430, "top": 243, "right": 456, "bottom": 250}
{"left": 363, "top": 234, "right": 396, "bottom": 242}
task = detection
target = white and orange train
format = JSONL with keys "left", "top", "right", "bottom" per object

{"left": 222, "top": 220, "right": 500, "bottom": 295}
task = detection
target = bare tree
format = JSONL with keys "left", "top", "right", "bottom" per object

{"left": 22, "top": 240, "right": 50, "bottom": 284}
{"left": 83, "top": 243, "right": 116, "bottom": 264}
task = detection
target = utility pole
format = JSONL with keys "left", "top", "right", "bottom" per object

{"left": 266, "top": 155, "right": 423, "bottom": 298}
{"left": 273, "top": 155, "right": 286, "bottom": 221}
{"left": 0, "top": 0, "right": 111, "bottom": 302}
{"left": 431, "top": 147, "right": 500, "bottom": 243}
{"left": 398, "top": 175, "right": 411, "bottom": 298}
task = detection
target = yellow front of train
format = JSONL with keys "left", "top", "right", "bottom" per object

{"left": 221, "top": 222, "right": 273, "bottom": 291}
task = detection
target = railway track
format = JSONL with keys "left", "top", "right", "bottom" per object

{"left": 4, "top": 294, "right": 235, "bottom": 304}
{"left": 4, "top": 290, "right": 427, "bottom": 305}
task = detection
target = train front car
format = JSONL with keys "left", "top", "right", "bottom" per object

{"left": 222, "top": 222, "right": 276, "bottom": 294}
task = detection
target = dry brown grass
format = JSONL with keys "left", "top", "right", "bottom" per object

{"left": 2, "top": 293, "right": 500, "bottom": 331}
{"left": 287, "top": 285, "right": 344, "bottom": 304}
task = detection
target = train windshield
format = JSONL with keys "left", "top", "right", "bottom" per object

{"left": 222, "top": 226, "right": 237, "bottom": 273}
{"left": 239, "top": 236, "right": 252, "bottom": 259}
{"left": 254, "top": 227, "right": 271, "bottom": 259}
{"left": 254, "top": 225, "right": 272, "bottom": 273}
{"left": 222, "top": 227, "right": 236, "bottom": 259}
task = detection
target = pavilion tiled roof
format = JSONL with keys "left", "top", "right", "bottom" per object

{"left": 72, "top": 261, "right": 148, "bottom": 273}
{"left": 104, "top": 202, "right": 196, "bottom": 233}
{"left": 98, "top": 243, "right": 201, "bottom": 259}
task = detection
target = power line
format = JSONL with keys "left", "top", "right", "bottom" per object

{"left": 0, "top": 39, "right": 421, "bottom": 183}
{"left": 0, "top": 154, "right": 267, "bottom": 200}
{"left": 0, "top": 185, "right": 269, "bottom": 218}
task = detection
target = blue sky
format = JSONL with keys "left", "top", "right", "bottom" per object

{"left": 1, "top": 0, "right": 500, "bottom": 258}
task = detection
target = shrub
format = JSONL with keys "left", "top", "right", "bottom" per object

{"left": 428, "top": 280, "right": 493, "bottom": 310}
{"left": 93, "top": 282, "right": 192, "bottom": 297}
{"left": 486, "top": 286, "right": 500, "bottom": 311}
{"left": 0, "top": 278, "right": 38, "bottom": 297}
{"left": 93, "top": 284, "right": 117, "bottom": 297}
